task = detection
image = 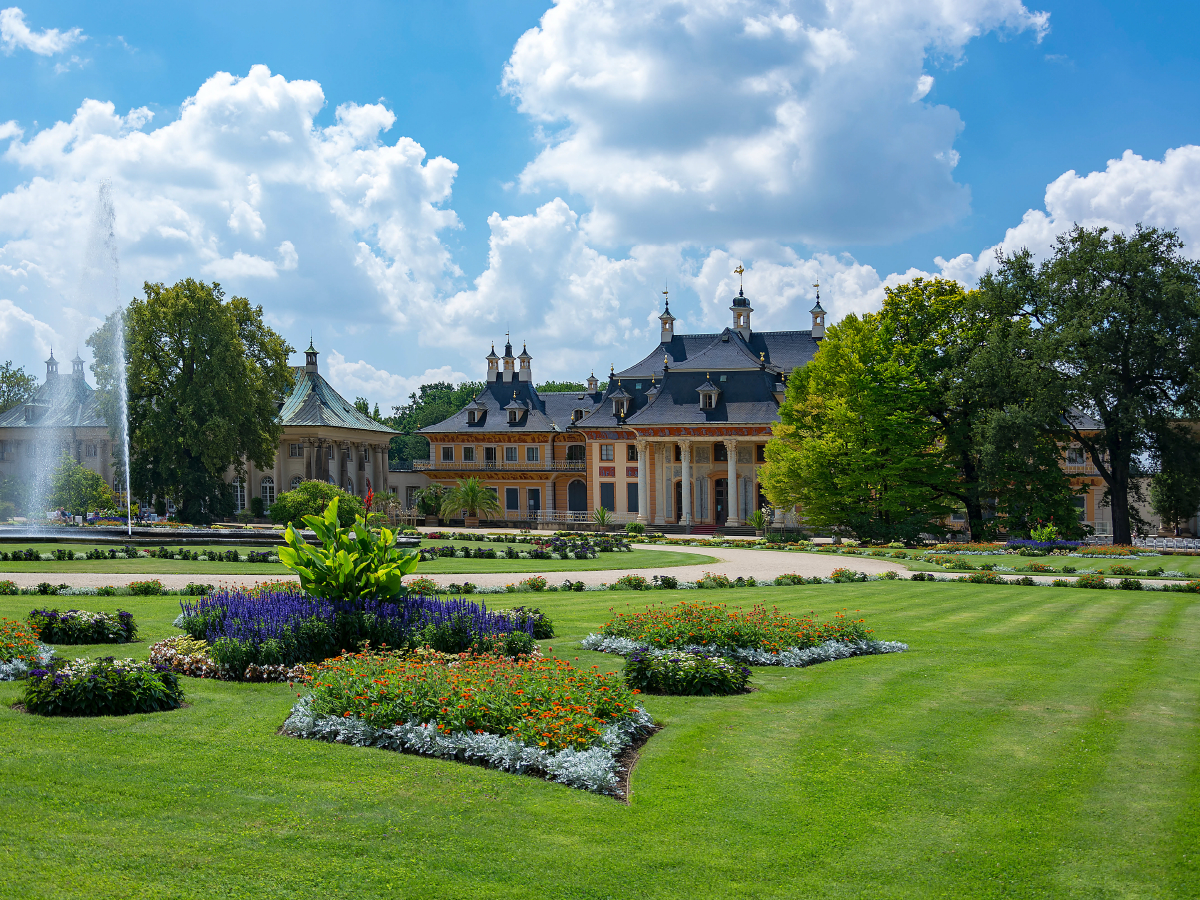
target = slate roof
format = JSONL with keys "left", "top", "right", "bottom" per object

{"left": 278, "top": 367, "right": 398, "bottom": 434}
{"left": 578, "top": 367, "right": 783, "bottom": 428}
{"left": 419, "top": 380, "right": 602, "bottom": 434}
{"left": 0, "top": 372, "right": 106, "bottom": 430}
{"left": 617, "top": 327, "right": 819, "bottom": 376}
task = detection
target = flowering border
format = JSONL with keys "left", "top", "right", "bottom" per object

{"left": 0, "top": 642, "right": 54, "bottom": 681}
{"left": 581, "top": 634, "right": 908, "bottom": 667}
{"left": 281, "top": 697, "right": 655, "bottom": 796}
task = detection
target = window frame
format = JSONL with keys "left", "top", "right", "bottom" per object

{"left": 600, "top": 444, "right": 615, "bottom": 461}
{"left": 441, "top": 445, "right": 455, "bottom": 462}
{"left": 505, "top": 445, "right": 518, "bottom": 462}
{"left": 526, "top": 446, "right": 540, "bottom": 462}
{"left": 462, "top": 446, "right": 476, "bottom": 462}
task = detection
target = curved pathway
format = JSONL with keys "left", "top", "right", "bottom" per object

{"left": 0, "top": 546, "right": 1183, "bottom": 590}
{"left": 0, "top": 543, "right": 906, "bottom": 590}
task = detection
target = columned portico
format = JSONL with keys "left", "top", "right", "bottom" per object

{"left": 636, "top": 440, "right": 649, "bottom": 523}
{"left": 654, "top": 442, "right": 666, "bottom": 525}
{"left": 723, "top": 439, "right": 739, "bottom": 526}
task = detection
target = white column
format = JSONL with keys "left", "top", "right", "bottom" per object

{"left": 680, "top": 440, "right": 692, "bottom": 526}
{"left": 636, "top": 440, "right": 649, "bottom": 523}
{"left": 654, "top": 443, "right": 665, "bottom": 525}
{"left": 724, "top": 439, "right": 739, "bottom": 525}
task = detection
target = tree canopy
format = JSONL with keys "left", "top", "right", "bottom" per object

{"left": 48, "top": 455, "right": 113, "bottom": 518}
{"left": 269, "top": 479, "right": 365, "bottom": 528}
{"left": 980, "top": 225, "right": 1200, "bottom": 544}
{"left": 0, "top": 360, "right": 37, "bottom": 414}
{"left": 536, "top": 380, "right": 589, "bottom": 393}
{"left": 386, "top": 381, "right": 485, "bottom": 466}
{"left": 87, "top": 279, "right": 293, "bottom": 524}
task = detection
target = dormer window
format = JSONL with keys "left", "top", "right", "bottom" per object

{"left": 697, "top": 375, "right": 720, "bottom": 411}
{"left": 467, "top": 410, "right": 477, "bottom": 424}
{"left": 508, "top": 409, "right": 519, "bottom": 424}
{"left": 573, "top": 408, "right": 584, "bottom": 422}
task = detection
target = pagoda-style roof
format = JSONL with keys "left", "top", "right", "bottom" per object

{"left": 278, "top": 367, "right": 398, "bottom": 434}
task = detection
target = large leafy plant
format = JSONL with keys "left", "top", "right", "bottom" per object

{"left": 278, "top": 497, "right": 419, "bottom": 603}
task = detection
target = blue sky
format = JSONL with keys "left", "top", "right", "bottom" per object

{"left": 1, "top": 0, "right": 1198, "bottom": 410}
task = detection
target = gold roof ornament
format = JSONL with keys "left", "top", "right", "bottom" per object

{"left": 734, "top": 264, "right": 745, "bottom": 287}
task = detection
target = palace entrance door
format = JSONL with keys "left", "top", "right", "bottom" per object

{"left": 715, "top": 478, "right": 727, "bottom": 526}
{"left": 674, "top": 480, "right": 683, "bottom": 524}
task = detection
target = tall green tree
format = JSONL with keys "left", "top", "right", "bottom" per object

{"left": 879, "top": 278, "right": 1081, "bottom": 540}
{"left": 761, "top": 314, "right": 955, "bottom": 542}
{"left": 87, "top": 279, "right": 293, "bottom": 524}
{"left": 386, "top": 381, "right": 485, "bottom": 465}
{"left": 536, "top": 380, "right": 588, "bottom": 393}
{"left": 0, "top": 360, "right": 37, "bottom": 414}
{"left": 982, "top": 225, "right": 1200, "bottom": 545}
{"left": 48, "top": 455, "right": 113, "bottom": 518}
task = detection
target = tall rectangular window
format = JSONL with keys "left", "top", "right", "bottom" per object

{"left": 289, "top": 443, "right": 303, "bottom": 458}
{"left": 526, "top": 446, "right": 540, "bottom": 462}
{"left": 462, "top": 446, "right": 476, "bottom": 462}
{"left": 600, "top": 444, "right": 614, "bottom": 461}
{"left": 527, "top": 488, "right": 541, "bottom": 512}
{"left": 485, "top": 446, "right": 497, "bottom": 463}
{"left": 441, "top": 445, "right": 454, "bottom": 462}
{"left": 626, "top": 444, "right": 638, "bottom": 461}
{"left": 505, "top": 487, "right": 519, "bottom": 510}
{"left": 505, "top": 445, "right": 518, "bottom": 462}
{"left": 756, "top": 444, "right": 766, "bottom": 462}
{"left": 85, "top": 444, "right": 97, "bottom": 457}
{"left": 599, "top": 482, "right": 615, "bottom": 511}
{"left": 626, "top": 482, "right": 638, "bottom": 513}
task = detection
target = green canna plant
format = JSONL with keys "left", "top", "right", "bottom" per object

{"left": 278, "top": 497, "right": 420, "bottom": 604}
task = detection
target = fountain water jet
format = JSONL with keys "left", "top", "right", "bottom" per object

{"left": 81, "top": 181, "right": 131, "bottom": 536}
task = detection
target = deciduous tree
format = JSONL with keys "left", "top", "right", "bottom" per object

{"left": 48, "top": 455, "right": 113, "bottom": 518}
{"left": 87, "top": 279, "right": 293, "bottom": 524}
{"left": 0, "top": 360, "right": 36, "bottom": 414}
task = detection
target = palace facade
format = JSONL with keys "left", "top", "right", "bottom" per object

{"left": 418, "top": 288, "right": 827, "bottom": 531}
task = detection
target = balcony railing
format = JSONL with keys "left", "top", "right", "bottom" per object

{"left": 413, "top": 459, "right": 586, "bottom": 473}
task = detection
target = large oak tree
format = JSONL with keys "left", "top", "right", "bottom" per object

{"left": 88, "top": 279, "right": 293, "bottom": 524}
{"left": 980, "top": 225, "right": 1200, "bottom": 545}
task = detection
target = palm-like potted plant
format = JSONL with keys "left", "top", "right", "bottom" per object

{"left": 749, "top": 508, "right": 768, "bottom": 537}
{"left": 440, "top": 477, "right": 502, "bottom": 527}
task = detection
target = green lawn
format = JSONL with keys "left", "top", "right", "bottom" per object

{"left": 2, "top": 583, "right": 1197, "bottom": 898}
{"left": 0, "top": 540, "right": 713, "bottom": 575}
{"left": 860, "top": 551, "right": 1200, "bottom": 578}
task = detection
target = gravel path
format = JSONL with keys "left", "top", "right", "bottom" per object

{"left": 0, "top": 546, "right": 1183, "bottom": 590}
{"left": 0, "top": 543, "right": 905, "bottom": 590}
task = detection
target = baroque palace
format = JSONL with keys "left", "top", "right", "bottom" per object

{"left": 417, "top": 287, "right": 827, "bottom": 532}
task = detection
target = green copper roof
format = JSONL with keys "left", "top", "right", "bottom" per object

{"left": 277, "top": 367, "right": 397, "bottom": 434}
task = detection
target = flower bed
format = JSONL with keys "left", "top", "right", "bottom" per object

{"left": 584, "top": 601, "right": 906, "bottom": 668}
{"left": 281, "top": 648, "right": 653, "bottom": 795}
{"left": 0, "top": 617, "right": 53, "bottom": 681}
{"left": 149, "top": 635, "right": 306, "bottom": 682}
{"left": 21, "top": 657, "right": 184, "bottom": 716}
{"left": 0, "top": 546, "right": 279, "bottom": 563}
{"left": 26, "top": 608, "right": 137, "bottom": 644}
{"left": 178, "top": 588, "right": 537, "bottom": 678}
{"left": 624, "top": 650, "right": 750, "bottom": 696}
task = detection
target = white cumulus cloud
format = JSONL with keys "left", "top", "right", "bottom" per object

{"left": 324, "top": 351, "right": 468, "bottom": 413}
{"left": 503, "top": 0, "right": 1049, "bottom": 247}
{"left": 0, "top": 7, "right": 84, "bottom": 56}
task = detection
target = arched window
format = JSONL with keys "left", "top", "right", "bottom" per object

{"left": 566, "top": 444, "right": 585, "bottom": 461}
{"left": 260, "top": 476, "right": 275, "bottom": 507}
{"left": 232, "top": 478, "right": 246, "bottom": 511}
{"left": 290, "top": 475, "right": 303, "bottom": 491}
{"left": 345, "top": 477, "right": 354, "bottom": 495}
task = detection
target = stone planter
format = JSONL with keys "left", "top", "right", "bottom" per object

{"left": 755, "top": 530, "right": 765, "bottom": 538}
{"left": 464, "top": 516, "right": 480, "bottom": 527}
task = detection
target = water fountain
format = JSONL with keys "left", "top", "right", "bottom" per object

{"left": 81, "top": 181, "right": 132, "bottom": 536}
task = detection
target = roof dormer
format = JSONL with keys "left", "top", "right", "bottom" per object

{"left": 466, "top": 398, "right": 487, "bottom": 425}
{"left": 611, "top": 382, "right": 632, "bottom": 419}
{"left": 504, "top": 392, "right": 525, "bottom": 424}
{"left": 697, "top": 375, "right": 720, "bottom": 411}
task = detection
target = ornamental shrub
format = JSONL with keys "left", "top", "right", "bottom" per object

{"left": 773, "top": 573, "right": 804, "bottom": 586}
{"left": 624, "top": 650, "right": 751, "bottom": 696}
{"left": 652, "top": 574, "right": 679, "bottom": 590}
{"left": 1117, "top": 577, "right": 1144, "bottom": 591}
{"left": 613, "top": 574, "right": 649, "bottom": 591}
{"left": 696, "top": 572, "right": 734, "bottom": 589}
{"left": 519, "top": 576, "right": 548, "bottom": 592}
{"left": 0, "top": 580, "right": 17, "bottom": 595}
{"left": 26, "top": 609, "right": 137, "bottom": 644}
{"left": 625, "top": 522, "right": 645, "bottom": 535}
{"left": 269, "top": 480, "right": 365, "bottom": 528}
{"left": 128, "top": 579, "right": 165, "bottom": 596}
{"left": 1110, "top": 564, "right": 1136, "bottom": 576}
{"left": 406, "top": 576, "right": 440, "bottom": 596}
{"left": 507, "top": 606, "right": 555, "bottom": 639}
{"left": 561, "top": 579, "right": 586, "bottom": 592}
{"left": 1074, "top": 574, "right": 1109, "bottom": 589}
{"left": 22, "top": 657, "right": 184, "bottom": 716}
{"left": 910, "top": 572, "right": 935, "bottom": 581}
{"left": 1, "top": 617, "right": 51, "bottom": 680}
